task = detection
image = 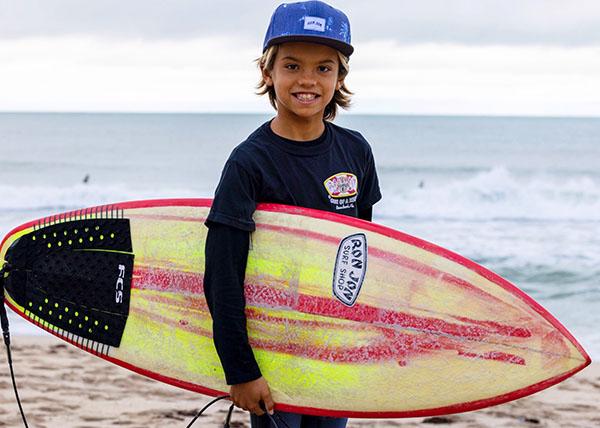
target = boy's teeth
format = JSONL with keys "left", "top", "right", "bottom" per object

{"left": 296, "top": 93, "right": 316, "bottom": 100}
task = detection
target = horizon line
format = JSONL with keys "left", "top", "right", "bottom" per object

{"left": 1, "top": 111, "right": 599, "bottom": 120}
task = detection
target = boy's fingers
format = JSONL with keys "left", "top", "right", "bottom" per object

{"left": 251, "top": 403, "right": 265, "bottom": 416}
{"left": 262, "top": 392, "right": 275, "bottom": 415}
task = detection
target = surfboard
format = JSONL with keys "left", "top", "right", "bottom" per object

{"left": 0, "top": 198, "right": 590, "bottom": 418}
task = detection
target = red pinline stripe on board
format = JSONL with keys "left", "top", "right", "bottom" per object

{"left": 131, "top": 265, "right": 531, "bottom": 340}
{"left": 131, "top": 298, "right": 493, "bottom": 365}
{"left": 131, "top": 294, "right": 422, "bottom": 363}
{"left": 247, "top": 307, "right": 363, "bottom": 330}
{"left": 134, "top": 278, "right": 367, "bottom": 334}
{"left": 132, "top": 298, "right": 417, "bottom": 363}
{"left": 132, "top": 267, "right": 203, "bottom": 294}
{"left": 130, "top": 268, "right": 529, "bottom": 364}
{"left": 134, "top": 288, "right": 403, "bottom": 336}
{"left": 458, "top": 350, "right": 526, "bottom": 365}
{"left": 252, "top": 331, "right": 526, "bottom": 366}
{"left": 129, "top": 291, "right": 529, "bottom": 366}
{"left": 245, "top": 283, "right": 529, "bottom": 340}
{"left": 245, "top": 275, "right": 526, "bottom": 338}
{"left": 250, "top": 336, "right": 415, "bottom": 364}
{"left": 129, "top": 303, "right": 529, "bottom": 366}
{"left": 131, "top": 249, "right": 521, "bottom": 339}
{"left": 452, "top": 316, "right": 532, "bottom": 338}
{"left": 130, "top": 303, "right": 420, "bottom": 363}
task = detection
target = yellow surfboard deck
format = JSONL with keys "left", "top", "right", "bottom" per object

{"left": 0, "top": 199, "right": 590, "bottom": 417}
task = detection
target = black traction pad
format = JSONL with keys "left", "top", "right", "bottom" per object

{"left": 5, "top": 218, "right": 133, "bottom": 347}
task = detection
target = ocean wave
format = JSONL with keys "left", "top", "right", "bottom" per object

{"left": 380, "top": 167, "right": 600, "bottom": 221}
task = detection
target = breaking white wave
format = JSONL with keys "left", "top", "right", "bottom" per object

{"left": 379, "top": 166, "right": 600, "bottom": 222}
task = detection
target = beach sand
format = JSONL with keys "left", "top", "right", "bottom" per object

{"left": 0, "top": 335, "right": 597, "bottom": 428}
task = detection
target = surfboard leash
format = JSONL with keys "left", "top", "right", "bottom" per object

{"left": 1, "top": 263, "right": 30, "bottom": 428}
{"left": 184, "top": 395, "right": 230, "bottom": 427}
{"left": 184, "top": 394, "right": 290, "bottom": 428}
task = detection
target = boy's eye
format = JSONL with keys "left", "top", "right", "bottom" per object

{"left": 318, "top": 65, "right": 332, "bottom": 72}
{"left": 285, "top": 64, "right": 299, "bottom": 70}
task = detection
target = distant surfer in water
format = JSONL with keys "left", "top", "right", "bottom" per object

{"left": 204, "top": 2, "right": 381, "bottom": 427}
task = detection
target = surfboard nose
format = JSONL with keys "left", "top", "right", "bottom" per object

{"left": 3, "top": 218, "right": 134, "bottom": 347}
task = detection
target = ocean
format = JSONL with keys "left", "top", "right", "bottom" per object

{"left": 1, "top": 112, "right": 598, "bottom": 359}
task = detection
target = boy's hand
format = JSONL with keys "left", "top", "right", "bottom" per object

{"left": 229, "top": 376, "right": 275, "bottom": 416}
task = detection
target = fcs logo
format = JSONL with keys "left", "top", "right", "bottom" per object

{"left": 332, "top": 233, "right": 367, "bottom": 306}
{"left": 115, "top": 264, "right": 125, "bottom": 304}
{"left": 324, "top": 172, "right": 358, "bottom": 198}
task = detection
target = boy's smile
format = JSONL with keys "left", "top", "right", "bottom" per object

{"left": 293, "top": 92, "right": 320, "bottom": 104}
{"left": 264, "top": 42, "right": 343, "bottom": 135}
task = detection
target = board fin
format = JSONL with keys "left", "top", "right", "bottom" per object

{"left": 4, "top": 219, "right": 133, "bottom": 347}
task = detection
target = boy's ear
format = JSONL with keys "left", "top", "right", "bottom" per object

{"left": 262, "top": 67, "right": 273, "bottom": 87}
{"left": 336, "top": 78, "right": 344, "bottom": 91}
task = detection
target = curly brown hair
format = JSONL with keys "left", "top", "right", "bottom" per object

{"left": 255, "top": 45, "right": 353, "bottom": 121}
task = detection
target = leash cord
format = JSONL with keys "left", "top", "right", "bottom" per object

{"left": 1, "top": 264, "right": 29, "bottom": 428}
{"left": 185, "top": 394, "right": 231, "bottom": 428}
{"left": 184, "top": 394, "right": 290, "bottom": 428}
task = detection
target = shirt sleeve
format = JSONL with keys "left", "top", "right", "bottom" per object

{"left": 203, "top": 222, "right": 262, "bottom": 385}
{"left": 359, "top": 146, "right": 382, "bottom": 210}
{"left": 207, "top": 157, "right": 258, "bottom": 232}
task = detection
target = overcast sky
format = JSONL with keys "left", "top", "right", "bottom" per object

{"left": 1, "top": 0, "right": 599, "bottom": 116}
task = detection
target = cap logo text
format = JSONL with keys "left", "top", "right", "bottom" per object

{"left": 304, "top": 16, "right": 326, "bottom": 32}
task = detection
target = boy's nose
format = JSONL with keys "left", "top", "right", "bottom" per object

{"left": 297, "top": 71, "right": 317, "bottom": 86}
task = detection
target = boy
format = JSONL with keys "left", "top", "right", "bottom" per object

{"left": 204, "top": 2, "right": 381, "bottom": 427}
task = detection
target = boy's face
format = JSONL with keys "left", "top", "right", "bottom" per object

{"left": 263, "top": 42, "right": 343, "bottom": 122}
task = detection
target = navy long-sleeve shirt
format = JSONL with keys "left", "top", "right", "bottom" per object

{"left": 204, "top": 120, "right": 381, "bottom": 385}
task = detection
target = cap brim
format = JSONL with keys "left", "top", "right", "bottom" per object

{"left": 264, "top": 35, "right": 354, "bottom": 57}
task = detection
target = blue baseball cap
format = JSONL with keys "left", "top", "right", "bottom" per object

{"left": 263, "top": 1, "right": 353, "bottom": 57}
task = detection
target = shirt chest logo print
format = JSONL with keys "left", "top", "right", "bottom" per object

{"left": 324, "top": 172, "right": 358, "bottom": 211}
{"left": 324, "top": 172, "right": 358, "bottom": 198}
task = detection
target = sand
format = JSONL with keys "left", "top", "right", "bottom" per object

{"left": 0, "top": 335, "right": 597, "bottom": 428}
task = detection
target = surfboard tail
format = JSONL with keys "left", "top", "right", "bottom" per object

{"left": 2, "top": 215, "right": 135, "bottom": 348}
